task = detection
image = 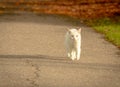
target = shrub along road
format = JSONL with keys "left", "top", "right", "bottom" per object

{"left": 0, "top": 13, "right": 120, "bottom": 87}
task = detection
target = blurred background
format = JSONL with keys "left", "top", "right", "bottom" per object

{"left": 0, "top": 0, "right": 120, "bottom": 18}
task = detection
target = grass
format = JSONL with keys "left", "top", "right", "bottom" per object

{"left": 84, "top": 16, "right": 120, "bottom": 48}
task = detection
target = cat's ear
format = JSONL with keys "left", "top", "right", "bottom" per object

{"left": 78, "top": 28, "right": 81, "bottom": 33}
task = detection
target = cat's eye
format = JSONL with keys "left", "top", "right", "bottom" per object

{"left": 76, "top": 35, "right": 78, "bottom": 37}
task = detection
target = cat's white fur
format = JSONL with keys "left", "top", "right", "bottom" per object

{"left": 65, "top": 28, "right": 81, "bottom": 60}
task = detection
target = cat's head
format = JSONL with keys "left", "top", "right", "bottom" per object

{"left": 67, "top": 28, "right": 81, "bottom": 40}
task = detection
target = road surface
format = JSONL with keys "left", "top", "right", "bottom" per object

{"left": 0, "top": 13, "right": 120, "bottom": 87}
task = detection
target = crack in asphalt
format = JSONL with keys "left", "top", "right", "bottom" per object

{"left": 25, "top": 60, "right": 40, "bottom": 87}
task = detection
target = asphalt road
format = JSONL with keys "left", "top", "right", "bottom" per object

{"left": 0, "top": 13, "right": 120, "bottom": 87}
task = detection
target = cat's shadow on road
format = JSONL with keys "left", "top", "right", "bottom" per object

{"left": 0, "top": 54, "right": 67, "bottom": 61}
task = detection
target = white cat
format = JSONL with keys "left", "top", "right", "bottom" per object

{"left": 65, "top": 28, "right": 81, "bottom": 60}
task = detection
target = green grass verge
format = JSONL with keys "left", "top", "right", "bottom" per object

{"left": 84, "top": 16, "right": 120, "bottom": 48}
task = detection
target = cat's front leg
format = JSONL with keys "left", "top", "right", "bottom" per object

{"left": 76, "top": 48, "right": 81, "bottom": 60}
{"left": 71, "top": 50, "right": 76, "bottom": 60}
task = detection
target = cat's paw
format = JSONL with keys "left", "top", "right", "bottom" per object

{"left": 71, "top": 58, "right": 75, "bottom": 61}
{"left": 77, "top": 57, "right": 80, "bottom": 60}
{"left": 71, "top": 57, "right": 75, "bottom": 60}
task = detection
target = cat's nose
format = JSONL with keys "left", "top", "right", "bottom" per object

{"left": 75, "top": 37, "right": 78, "bottom": 40}
{"left": 71, "top": 37, "right": 74, "bottom": 39}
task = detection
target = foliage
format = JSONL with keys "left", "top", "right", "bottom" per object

{"left": 84, "top": 16, "right": 120, "bottom": 48}
{"left": 0, "top": 0, "right": 120, "bottom": 18}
